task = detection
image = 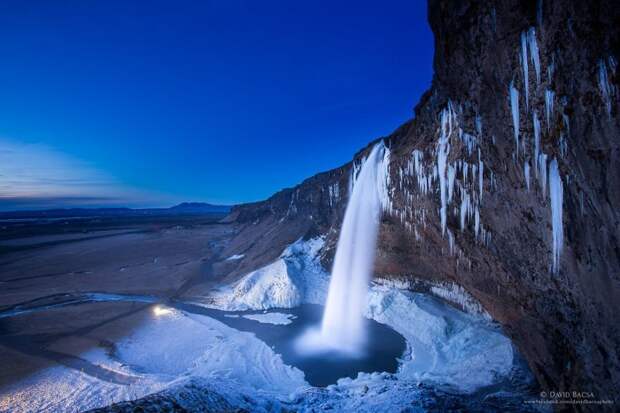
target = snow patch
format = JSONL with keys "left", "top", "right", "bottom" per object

{"left": 226, "top": 254, "right": 245, "bottom": 261}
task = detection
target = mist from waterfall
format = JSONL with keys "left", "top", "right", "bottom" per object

{"left": 296, "top": 141, "right": 388, "bottom": 356}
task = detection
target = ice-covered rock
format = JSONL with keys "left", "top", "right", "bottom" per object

{"left": 366, "top": 285, "right": 511, "bottom": 392}
{"left": 208, "top": 237, "right": 329, "bottom": 310}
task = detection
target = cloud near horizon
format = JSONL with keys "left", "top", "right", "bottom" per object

{"left": 0, "top": 138, "right": 174, "bottom": 211}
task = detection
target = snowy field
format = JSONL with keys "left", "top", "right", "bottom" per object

{"left": 0, "top": 238, "right": 541, "bottom": 412}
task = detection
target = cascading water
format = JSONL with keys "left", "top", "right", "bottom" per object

{"left": 297, "top": 141, "right": 388, "bottom": 356}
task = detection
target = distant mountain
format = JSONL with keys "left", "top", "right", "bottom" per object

{"left": 168, "top": 202, "right": 231, "bottom": 213}
{"left": 0, "top": 202, "right": 231, "bottom": 219}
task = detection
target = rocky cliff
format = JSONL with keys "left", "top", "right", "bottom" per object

{"left": 221, "top": 0, "right": 619, "bottom": 408}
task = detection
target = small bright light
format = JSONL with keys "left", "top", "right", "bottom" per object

{"left": 152, "top": 305, "right": 173, "bottom": 317}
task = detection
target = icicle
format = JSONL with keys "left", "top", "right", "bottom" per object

{"left": 475, "top": 115, "right": 482, "bottom": 136}
{"left": 545, "top": 89, "right": 555, "bottom": 130}
{"left": 562, "top": 113, "right": 570, "bottom": 138}
{"left": 524, "top": 161, "right": 530, "bottom": 190}
{"left": 460, "top": 133, "right": 477, "bottom": 156}
{"left": 520, "top": 33, "right": 529, "bottom": 108}
{"left": 598, "top": 58, "right": 615, "bottom": 116}
{"left": 538, "top": 153, "right": 548, "bottom": 197}
{"left": 447, "top": 164, "right": 456, "bottom": 202}
{"left": 448, "top": 230, "right": 454, "bottom": 255}
{"left": 559, "top": 133, "right": 568, "bottom": 157}
{"left": 478, "top": 149, "right": 484, "bottom": 200}
{"left": 460, "top": 191, "right": 470, "bottom": 231}
{"left": 533, "top": 111, "right": 541, "bottom": 177}
{"left": 472, "top": 164, "right": 477, "bottom": 188}
{"left": 549, "top": 159, "right": 563, "bottom": 274}
{"left": 474, "top": 207, "right": 480, "bottom": 238}
{"left": 510, "top": 81, "right": 520, "bottom": 154}
{"left": 528, "top": 28, "right": 541, "bottom": 85}
{"left": 537, "top": 0, "right": 543, "bottom": 26}
{"left": 547, "top": 60, "right": 555, "bottom": 83}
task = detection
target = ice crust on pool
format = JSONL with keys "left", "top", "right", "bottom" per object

{"left": 242, "top": 312, "right": 296, "bottom": 325}
{"left": 207, "top": 237, "right": 516, "bottom": 393}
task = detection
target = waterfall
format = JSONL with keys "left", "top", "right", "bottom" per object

{"left": 296, "top": 141, "right": 388, "bottom": 356}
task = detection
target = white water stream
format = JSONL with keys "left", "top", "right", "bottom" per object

{"left": 297, "top": 142, "right": 387, "bottom": 355}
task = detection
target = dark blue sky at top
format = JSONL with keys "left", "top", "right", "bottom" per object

{"left": 0, "top": 0, "right": 433, "bottom": 209}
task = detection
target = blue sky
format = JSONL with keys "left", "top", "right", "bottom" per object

{"left": 0, "top": 0, "right": 433, "bottom": 210}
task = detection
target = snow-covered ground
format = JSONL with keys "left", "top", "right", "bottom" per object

{"left": 1, "top": 237, "right": 538, "bottom": 412}
{"left": 0, "top": 305, "right": 308, "bottom": 413}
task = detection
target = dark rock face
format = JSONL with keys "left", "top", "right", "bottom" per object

{"left": 86, "top": 380, "right": 240, "bottom": 413}
{"left": 223, "top": 0, "right": 620, "bottom": 408}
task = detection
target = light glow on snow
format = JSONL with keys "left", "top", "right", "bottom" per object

{"left": 152, "top": 305, "right": 174, "bottom": 317}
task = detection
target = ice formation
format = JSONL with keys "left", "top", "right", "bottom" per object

{"left": 549, "top": 159, "right": 563, "bottom": 274}
{"left": 478, "top": 150, "right": 484, "bottom": 199}
{"left": 327, "top": 182, "right": 340, "bottom": 207}
{"left": 537, "top": 0, "right": 543, "bottom": 26}
{"left": 524, "top": 161, "right": 530, "bottom": 191}
{"left": 390, "top": 102, "right": 490, "bottom": 249}
{"left": 510, "top": 81, "right": 520, "bottom": 153}
{"left": 598, "top": 57, "right": 617, "bottom": 116}
{"left": 242, "top": 312, "right": 296, "bottom": 325}
{"left": 532, "top": 111, "right": 541, "bottom": 176}
{"left": 520, "top": 32, "right": 529, "bottom": 109}
{"left": 538, "top": 153, "right": 548, "bottom": 197}
{"left": 517, "top": 27, "right": 540, "bottom": 111}
{"left": 545, "top": 89, "right": 554, "bottom": 130}
{"left": 528, "top": 28, "right": 541, "bottom": 86}
{"left": 559, "top": 133, "right": 568, "bottom": 158}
